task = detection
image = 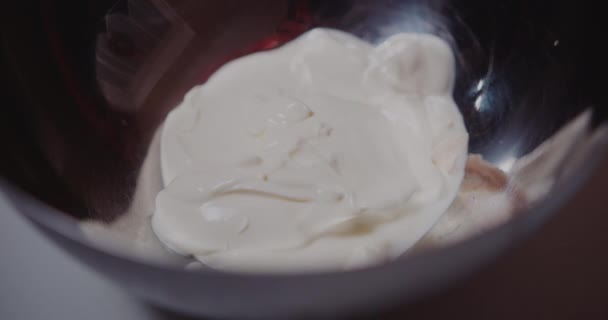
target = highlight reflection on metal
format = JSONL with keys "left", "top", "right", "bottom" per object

{"left": 496, "top": 155, "right": 518, "bottom": 173}
{"left": 96, "top": 0, "right": 194, "bottom": 112}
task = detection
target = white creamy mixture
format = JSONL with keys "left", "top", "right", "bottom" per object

{"left": 153, "top": 28, "right": 468, "bottom": 272}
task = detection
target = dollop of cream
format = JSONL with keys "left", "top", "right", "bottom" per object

{"left": 153, "top": 28, "right": 468, "bottom": 272}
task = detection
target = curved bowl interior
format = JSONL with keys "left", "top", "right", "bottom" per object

{"left": 1, "top": 0, "right": 607, "bottom": 318}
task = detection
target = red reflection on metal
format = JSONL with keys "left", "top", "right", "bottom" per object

{"left": 197, "top": 0, "right": 314, "bottom": 83}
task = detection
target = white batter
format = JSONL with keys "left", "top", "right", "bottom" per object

{"left": 152, "top": 28, "right": 468, "bottom": 272}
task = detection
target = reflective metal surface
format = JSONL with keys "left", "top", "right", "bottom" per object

{"left": 1, "top": 0, "right": 607, "bottom": 318}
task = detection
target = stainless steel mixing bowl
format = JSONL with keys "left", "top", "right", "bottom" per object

{"left": 1, "top": 0, "right": 607, "bottom": 318}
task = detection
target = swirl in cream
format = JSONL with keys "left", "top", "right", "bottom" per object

{"left": 153, "top": 29, "right": 468, "bottom": 272}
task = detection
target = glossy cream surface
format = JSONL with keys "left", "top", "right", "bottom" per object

{"left": 153, "top": 28, "right": 468, "bottom": 272}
